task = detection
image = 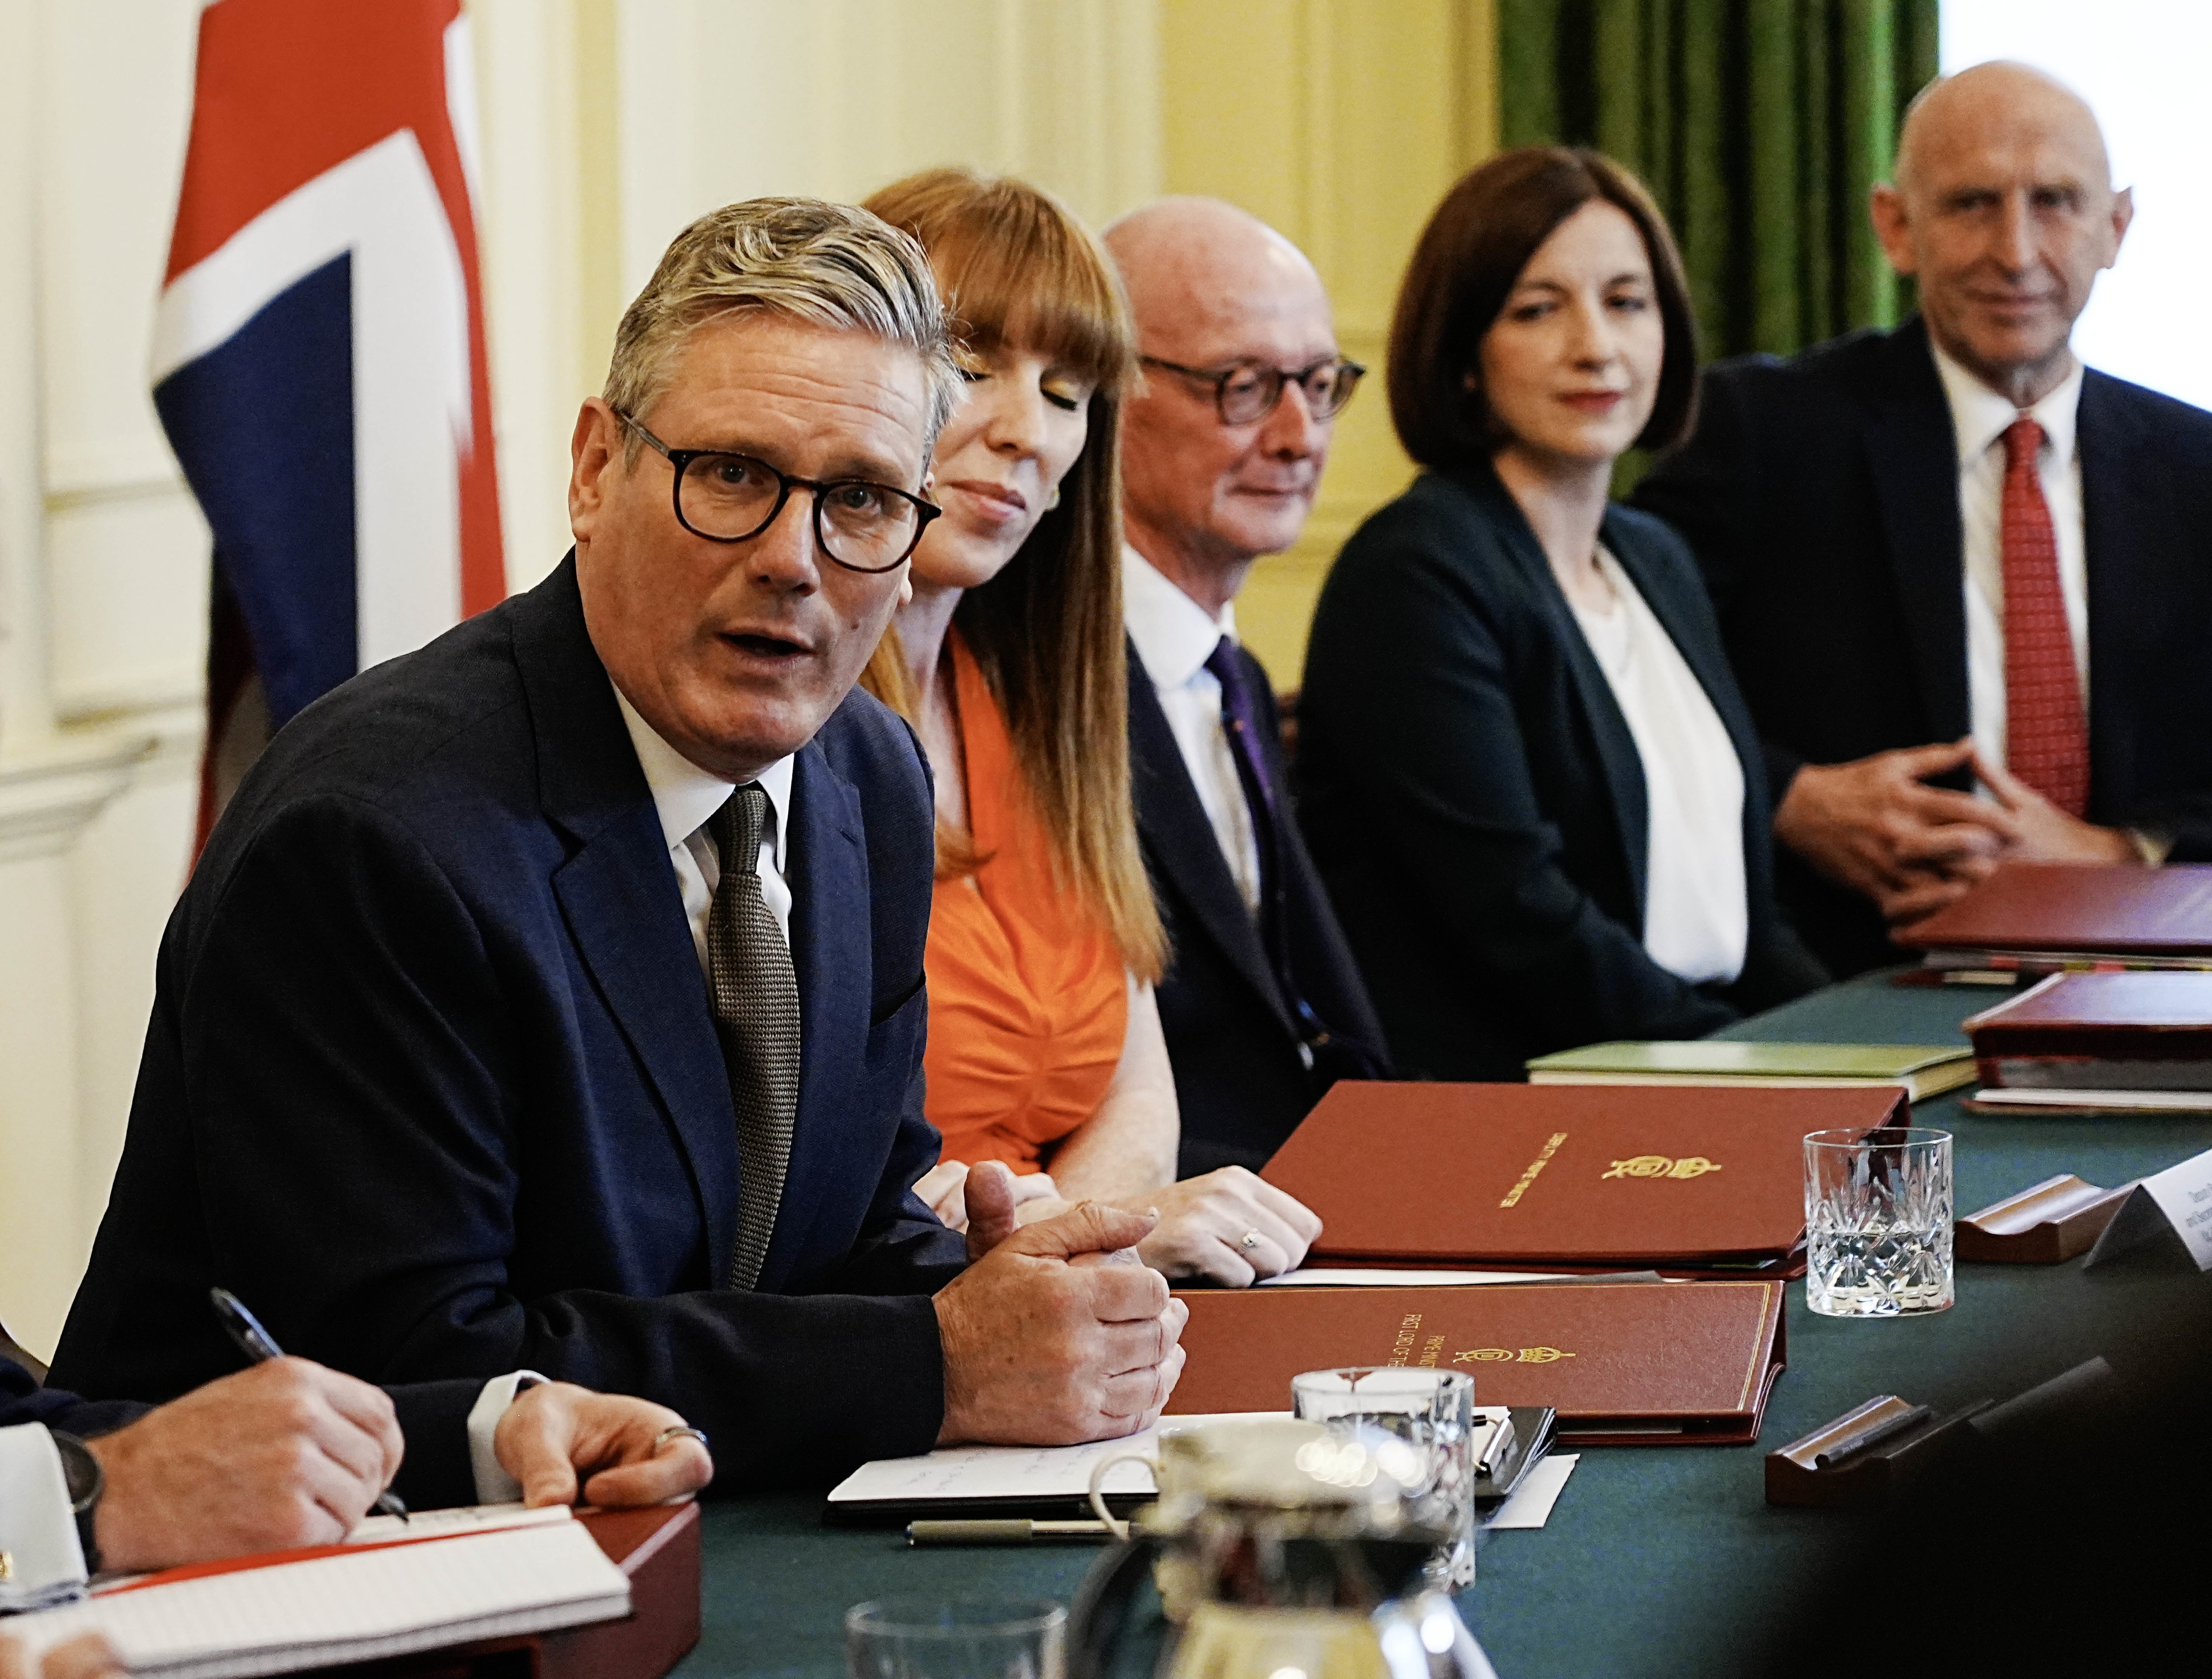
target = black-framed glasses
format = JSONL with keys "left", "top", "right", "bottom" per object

{"left": 616, "top": 411, "right": 940, "bottom": 574}
{"left": 1139, "top": 354, "right": 1366, "bottom": 425}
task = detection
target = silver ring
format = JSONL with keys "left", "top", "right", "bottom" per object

{"left": 1239, "top": 1229, "right": 1262, "bottom": 1251}
{"left": 655, "top": 1424, "right": 710, "bottom": 1453}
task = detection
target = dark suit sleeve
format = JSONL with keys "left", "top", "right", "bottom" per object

{"left": 176, "top": 795, "right": 946, "bottom": 1491}
{"left": 1304, "top": 520, "right": 1736, "bottom": 1054}
{"left": 1, "top": 1357, "right": 148, "bottom": 1437}
{"left": 1634, "top": 365, "right": 1806, "bottom": 802}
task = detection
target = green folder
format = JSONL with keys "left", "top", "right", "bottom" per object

{"left": 1525, "top": 1041, "right": 1975, "bottom": 1102}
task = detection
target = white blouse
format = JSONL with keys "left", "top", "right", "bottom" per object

{"left": 1566, "top": 549, "right": 1748, "bottom": 986}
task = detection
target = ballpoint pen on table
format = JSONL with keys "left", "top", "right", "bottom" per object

{"left": 209, "top": 1286, "right": 409, "bottom": 1523}
{"left": 905, "top": 1519, "right": 1114, "bottom": 1546}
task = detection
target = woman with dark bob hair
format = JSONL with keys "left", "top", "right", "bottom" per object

{"left": 1295, "top": 147, "right": 1825, "bottom": 1080}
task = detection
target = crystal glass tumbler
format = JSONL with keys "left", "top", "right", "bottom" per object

{"left": 845, "top": 1598, "right": 1066, "bottom": 1679}
{"left": 1290, "top": 1365, "right": 1477, "bottom": 1590}
{"left": 1804, "top": 1127, "right": 1954, "bottom": 1318}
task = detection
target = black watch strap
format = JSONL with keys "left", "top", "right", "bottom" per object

{"left": 48, "top": 1431, "right": 103, "bottom": 1576}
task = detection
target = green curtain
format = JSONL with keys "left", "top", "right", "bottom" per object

{"left": 1498, "top": 0, "right": 1940, "bottom": 362}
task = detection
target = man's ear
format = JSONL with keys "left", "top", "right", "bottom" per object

{"left": 1868, "top": 183, "right": 1918, "bottom": 279}
{"left": 570, "top": 399, "right": 622, "bottom": 542}
{"left": 2106, "top": 185, "right": 2135, "bottom": 268}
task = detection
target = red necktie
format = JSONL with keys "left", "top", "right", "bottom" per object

{"left": 1999, "top": 416, "right": 2089, "bottom": 816}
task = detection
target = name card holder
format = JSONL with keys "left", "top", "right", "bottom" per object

{"left": 1763, "top": 1394, "right": 1987, "bottom": 1506}
{"left": 1956, "top": 1174, "right": 2132, "bottom": 1262}
{"left": 2082, "top": 1146, "right": 2212, "bottom": 1271}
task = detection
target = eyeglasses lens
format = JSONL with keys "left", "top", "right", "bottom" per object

{"left": 1216, "top": 362, "right": 1360, "bottom": 425}
{"left": 678, "top": 454, "right": 921, "bottom": 570}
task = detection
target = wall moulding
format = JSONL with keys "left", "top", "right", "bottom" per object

{"left": 0, "top": 735, "right": 158, "bottom": 864}
{"left": 42, "top": 439, "right": 189, "bottom": 511}
{"left": 54, "top": 669, "right": 204, "bottom": 728}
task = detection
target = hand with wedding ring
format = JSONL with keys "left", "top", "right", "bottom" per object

{"left": 1116, "top": 1167, "right": 1322, "bottom": 1286}
{"left": 493, "top": 1381, "right": 715, "bottom": 1508}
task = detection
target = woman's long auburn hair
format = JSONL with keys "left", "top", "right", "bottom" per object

{"left": 859, "top": 167, "right": 1165, "bottom": 983}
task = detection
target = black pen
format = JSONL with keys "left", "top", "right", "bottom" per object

{"left": 210, "top": 1287, "right": 408, "bottom": 1523}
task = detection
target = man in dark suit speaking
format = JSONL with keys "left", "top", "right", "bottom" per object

{"left": 49, "top": 199, "right": 1185, "bottom": 1486}
{"left": 1635, "top": 63, "right": 2212, "bottom": 975}
{"left": 1103, "top": 198, "right": 1391, "bottom": 1180}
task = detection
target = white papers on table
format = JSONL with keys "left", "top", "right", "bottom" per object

{"left": 826, "top": 1413, "right": 1288, "bottom": 1506}
{"left": 13, "top": 1518, "right": 628, "bottom": 1679}
{"left": 1259, "top": 1268, "right": 1575, "bottom": 1287}
{"left": 342, "top": 1501, "right": 573, "bottom": 1546}
{"left": 1485, "top": 1454, "right": 1579, "bottom": 1530}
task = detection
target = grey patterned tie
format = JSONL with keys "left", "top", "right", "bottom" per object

{"left": 706, "top": 783, "right": 801, "bottom": 1291}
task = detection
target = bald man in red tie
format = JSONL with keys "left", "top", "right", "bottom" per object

{"left": 1634, "top": 61, "right": 2212, "bottom": 976}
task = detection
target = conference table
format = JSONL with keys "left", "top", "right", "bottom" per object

{"left": 669, "top": 971, "right": 2212, "bottom": 1679}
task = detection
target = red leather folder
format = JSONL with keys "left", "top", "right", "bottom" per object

{"left": 1167, "top": 1281, "right": 1787, "bottom": 1445}
{"left": 1262, "top": 1080, "right": 1903, "bottom": 1275}
{"left": 1895, "top": 861, "right": 2212, "bottom": 959}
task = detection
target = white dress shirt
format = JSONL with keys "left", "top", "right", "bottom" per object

{"left": 613, "top": 683, "right": 794, "bottom": 970}
{"left": 1123, "top": 546, "right": 1264, "bottom": 914}
{"left": 0, "top": 1422, "right": 83, "bottom": 1610}
{"left": 1930, "top": 342, "right": 2090, "bottom": 777}
{"left": 1567, "top": 549, "right": 1749, "bottom": 986}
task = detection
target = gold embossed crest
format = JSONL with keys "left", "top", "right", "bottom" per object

{"left": 1452, "top": 1347, "right": 1576, "bottom": 1364}
{"left": 1603, "top": 1154, "right": 1721, "bottom": 1180}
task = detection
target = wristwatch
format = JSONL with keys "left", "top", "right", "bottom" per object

{"left": 48, "top": 1431, "right": 104, "bottom": 1576}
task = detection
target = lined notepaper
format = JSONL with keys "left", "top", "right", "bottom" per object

{"left": 17, "top": 1519, "right": 628, "bottom": 1679}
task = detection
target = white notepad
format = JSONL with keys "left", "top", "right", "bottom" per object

{"left": 15, "top": 1518, "right": 630, "bottom": 1679}
{"left": 827, "top": 1412, "right": 1287, "bottom": 1507}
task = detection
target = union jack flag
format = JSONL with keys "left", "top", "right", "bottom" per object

{"left": 153, "top": 0, "right": 505, "bottom": 849}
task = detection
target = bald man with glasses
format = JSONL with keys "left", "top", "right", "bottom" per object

{"left": 1104, "top": 198, "right": 1391, "bottom": 1180}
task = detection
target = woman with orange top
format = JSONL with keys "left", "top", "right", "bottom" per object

{"left": 859, "top": 167, "right": 1320, "bottom": 1285}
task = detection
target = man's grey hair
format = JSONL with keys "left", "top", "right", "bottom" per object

{"left": 603, "top": 196, "right": 961, "bottom": 467}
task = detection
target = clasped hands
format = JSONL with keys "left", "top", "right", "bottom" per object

{"left": 931, "top": 1161, "right": 1192, "bottom": 1447}
{"left": 1775, "top": 737, "right": 2139, "bottom": 931}
{"left": 919, "top": 1159, "right": 1319, "bottom": 1286}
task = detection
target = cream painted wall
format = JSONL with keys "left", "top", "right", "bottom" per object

{"left": 1158, "top": 0, "right": 1498, "bottom": 685}
{"left": 0, "top": 0, "right": 1493, "bottom": 1359}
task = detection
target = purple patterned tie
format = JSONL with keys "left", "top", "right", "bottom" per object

{"left": 1204, "top": 636, "right": 1381, "bottom": 1079}
{"left": 1204, "top": 636, "right": 1282, "bottom": 921}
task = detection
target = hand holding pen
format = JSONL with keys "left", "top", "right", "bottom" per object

{"left": 209, "top": 1287, "right": 409, "bottom": 1523}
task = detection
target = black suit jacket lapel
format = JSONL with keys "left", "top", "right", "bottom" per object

{"left": 514, "top": 556, "right": 736, "bottom": 1279}
{"left": 2078, "top": 369, "right": 2156, "bottom": 813}
{"left": 1603, "top": 517, "right": 1781, "bottom": 915}
{"left": 1863, "top": 318, "right": 1971, "bottom": 743}
{"left": 1604, "top": 522, "right": 1765, "bottom": 812}
{"left": 1466, "top": 470, "right": 1649, "bottom": 916}
{"left": 1126, "top": 639, "right": 1294, "bottom": 1036}
{"left": 756, "top": 744, "right": 869, "bottom": 1285}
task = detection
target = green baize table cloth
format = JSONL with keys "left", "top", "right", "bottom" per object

{"left": 670, "top": 971, "right": 2212, "bottom": 1679}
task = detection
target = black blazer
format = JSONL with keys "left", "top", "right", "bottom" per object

{"left": 49, "top": 557, "right": 966, "bottom": 1492}
{"left": 1634, "top": 316, "right": 2212, "bottom": 975}
{"left": 1, "top": 1357, "right": 493, "bottom": 1512}
{"left": 1296, "top": 463, "right": 1825, "bottom": 1081}
{"left": 1128, "top": 639, "right": 1391, "bottom": 1175}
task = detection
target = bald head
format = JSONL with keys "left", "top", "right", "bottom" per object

{"left": 1895, "top": 62, "right": 2112, "bottom": 198}
{"left": 1104, "top": 199, "right": 1345, "bottom": 612}
{"left": 1873, "top": 60, "right": 2130, "bottom": 405}
{"left": 1105, "top": 197, "right": 1328, "bottom": 348}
